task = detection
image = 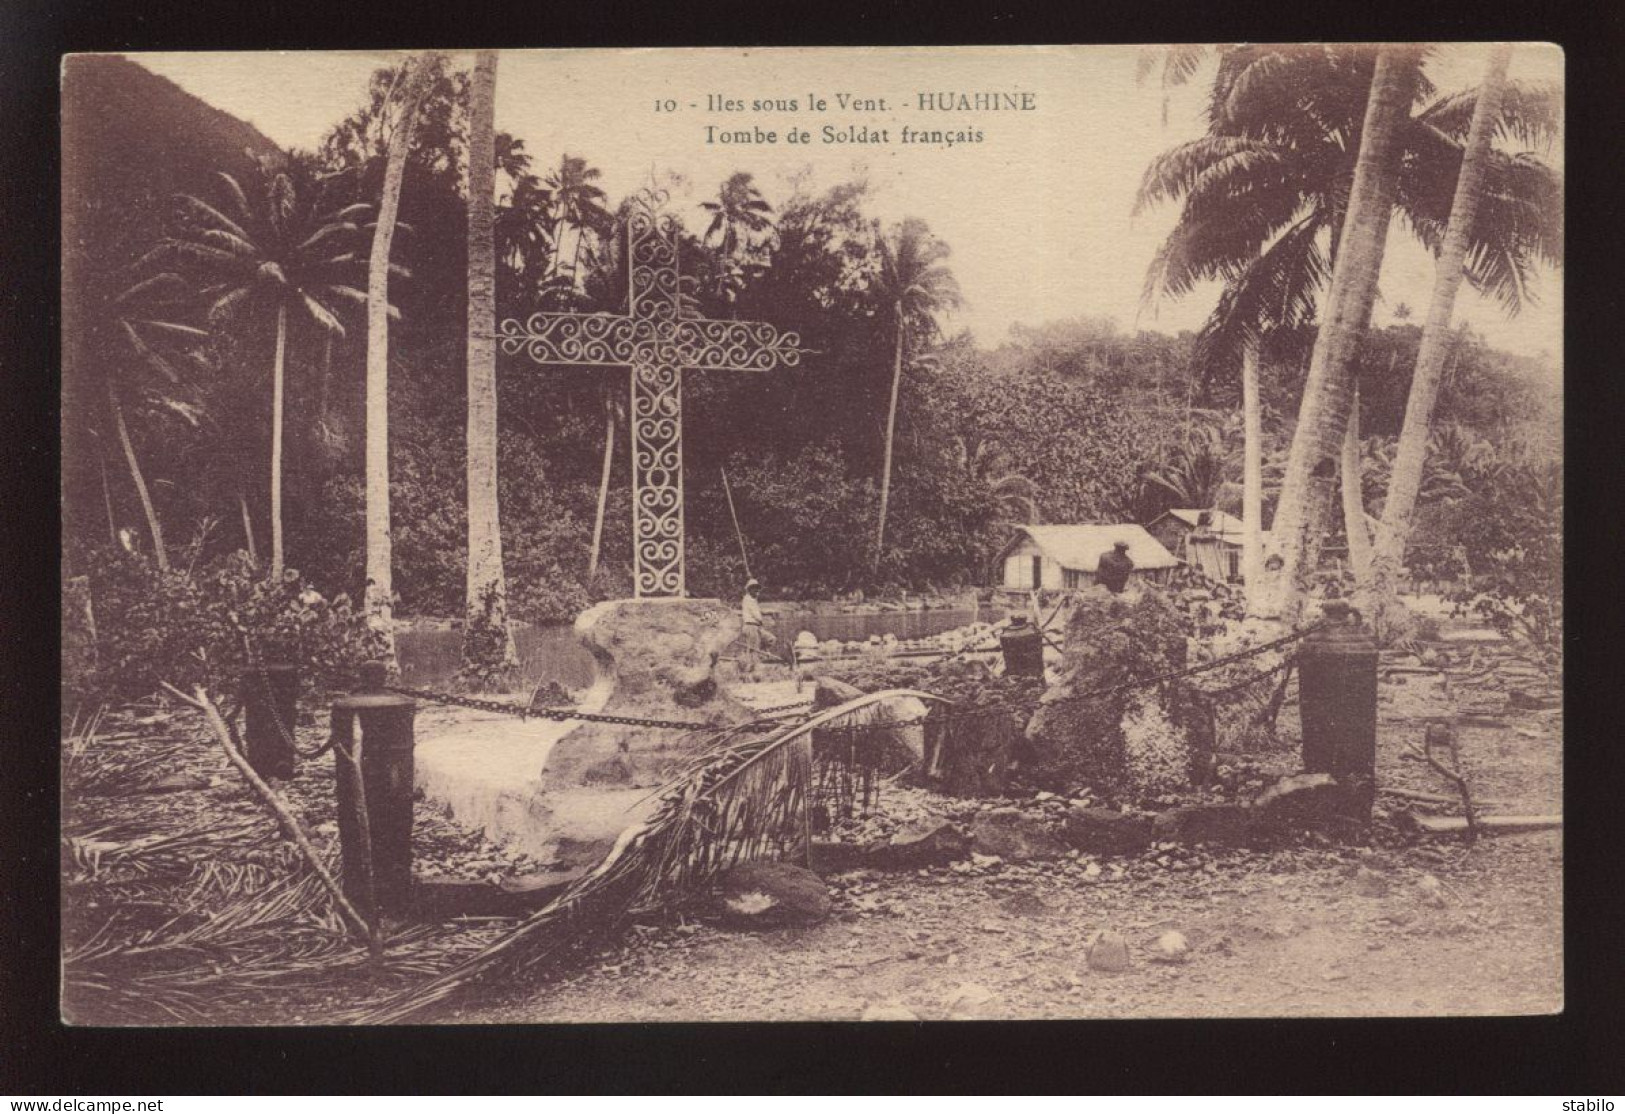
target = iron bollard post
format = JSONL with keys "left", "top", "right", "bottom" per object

{"left": 999, "top": 615, "right": 1045, "bottom": 680}
{"left": 1297, "top": 599, "right": 1379, "bottom": 819}
{"left": 331, "top": 661, "right": 416, "bottom": 918}
{"left": 242, "top": 662, "right": 300, "bottom": 780}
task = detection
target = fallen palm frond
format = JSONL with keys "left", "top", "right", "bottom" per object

{"left": 62, "top": 703, "right": 188, "bottom": 798}
{"left": 62, "top": 842, "right": 519, "bottom": 1025}
{"left": 63, "top": 816, "right": 267, "bottom": 881}
{"left": 350, "top": 689, "right": 948, "bottom": 1024}
{"left": 812, "top": 694, "right": 937, "bottom": 821}
{"left": 161, "top": 682, "right": 374, "bottom": 941}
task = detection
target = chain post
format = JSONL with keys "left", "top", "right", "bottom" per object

{"left": 331, "top": 660, "right": 418, "bottom": 919}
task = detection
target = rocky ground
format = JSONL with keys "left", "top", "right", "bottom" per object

{"left": 60, "top": 613, "right": 1562, "bottom": 1025}
{"left": 449, "top": 631, "right": 1562, "bottom": 1023}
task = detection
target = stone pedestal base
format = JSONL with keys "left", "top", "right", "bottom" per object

{"left": 540, "top": 598, "right": 749, "bottom": 790}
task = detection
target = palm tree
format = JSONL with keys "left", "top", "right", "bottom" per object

{"left": 167, "top": 160, "right": 374, "bottom": 580}
{"left": 1137, "top": 45, "right": 1560, "bottom": 376}
{"left": 1137, "top": 44, "right": 1560, "bottom": 609}
{"left": 1239, "top": 336, "right": 1264, "bottom": 610}
{"left": 544, "top": 154, "right": 611, "bottom": 290}
{"left": 871, "top": 218, "right": 961, "bottom": 567}
{"left": 953, "top": 433, "right": 1040, "bottom": 536}
{"left": 82, "top": 253, "right": 212, "bottom": 572}
{"left": 1261, "top": 47, "right": 1420, "bottom": 617}
{"left": 1146, "top": 423, "right": 1233, "bottom": 511}
{"left": 1372, "top": 44, "right": 1518, "bottom": 601}
{"left": 493, "top": 133, "right": 554, "bottom": 300}
{"left": 587, "top": 392, "right": 624, "bottom": 579}
{"left": 702, "top": 172, "right": 774, "bottom": 261}
{"left": 1340, "top": 380, "right": 1373, "bottom": 582}
{"left": 462, "top": 50, "right": 518, "bottom": 680}
{"left": 365, "top": 54, "right": 434, "bottom": 664}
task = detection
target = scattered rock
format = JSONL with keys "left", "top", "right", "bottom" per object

{"left": 809, "top": 840, "right": 877, "bottom": 873}
{"left": 1352, "top": 867, "right": 1391, "bottom": 898}
{"left": 861, "top": 1003, "right": 920, "bottom": 1022}
{"left": 1062, "top": 806, "right": 1154, "bottom": 855}
{"left": 1148, "top": 930, "right": 1190, "bottom": 964}
{"left": 1087, "top": 929, "right": 1132, "bottom": 972}
{"left": 971, "top": 812, "right": 1068, "bottom": 861}
{"left": 878, "top": 820, "right": 970, "bottom": 869}
{"left": 944, "top": 982, "right": 996, "bottom": 1009}
{"left": 712, "top": 861, "right": 831, "bottom": 928}
{"left": 1416, "top": 874, "right": 1448, "bottom": 908}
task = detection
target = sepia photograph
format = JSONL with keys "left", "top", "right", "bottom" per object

{"left": 57, "top": 43, "right": 1564, "bottom": 1027}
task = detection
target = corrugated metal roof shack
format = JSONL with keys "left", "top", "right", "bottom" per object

{"left": 993, "top": 525, "right": 1179, "bottom": 592}
{"left": 1146, "top": 508, "right": 1250, "bottom": 583}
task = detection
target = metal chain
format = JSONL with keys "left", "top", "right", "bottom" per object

{"left": 383, "top": 684, "right": 720, "bottom": 733}
{"left": 818, "top": 621, "right": 1323, "bottom": 735}
{"left": 752, "top": 697, "right": 816, "bottom": 716}
{"left": 1188, "top": 650, "right": 1300, "bottom": 701}
{"left": 239, "top": 620, "right": 1318, "bottom": 746}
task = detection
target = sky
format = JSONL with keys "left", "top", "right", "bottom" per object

{"left": 130, "top": 45, "right": 1563, "bottom": 363}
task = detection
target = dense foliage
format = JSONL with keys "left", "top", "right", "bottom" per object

{"left": 62, "top": 55, "right": 1561, "bottom": 680}
{"left": 71, "top": 548, "right": 385, "bottom": 706}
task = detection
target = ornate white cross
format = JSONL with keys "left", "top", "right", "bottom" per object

{"left": 498, "top": 188, "right": 803, "bottom": 598}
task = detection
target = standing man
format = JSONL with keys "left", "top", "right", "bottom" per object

{"left": 740, "top": 578, "right": 765, "bottom": 677}
{"left": 1096, "top": 540, "right": 1136, "bottom": 594}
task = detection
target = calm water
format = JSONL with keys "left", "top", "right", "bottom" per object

{"left": 395, "top": 606, "right": 983, "bottom": 692}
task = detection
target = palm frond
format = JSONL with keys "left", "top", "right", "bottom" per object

{"left": 113, "top": 273, "right": 191, "bottom": 307}
{"left": 171, "top": 194, "right": 249, "bottom": 241}
{"left": 214, "top": 172, "right": 254, "bottom": 224}
{"left": 299, "top": 293, "right": 346, "bottom": 337}
{"left": 1417, "top": 78, "right": 1563, "bottom": 150}
{"left": 350, "top": 690, "right": 949, "bottom": 1024}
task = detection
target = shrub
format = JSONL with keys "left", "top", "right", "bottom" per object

{"left": 70, "top": 547, "right": 385, "bottom": 709}
{"left": 1024, "top": 587, "right": 1205, "bottom": 802}
{"left": 1446, "top": 460, "right": 1562, "bottom": 659}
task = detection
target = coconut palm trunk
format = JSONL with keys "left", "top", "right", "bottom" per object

{"left": 1372, "top": 44, "right": 1514, "bottom": 598}
{"left": 461, "top": 50, "right": 518, "bottom": 677}
{"left": 873, "top": 309, "right": 905, "bottom": 569}
{"left": 99, "top": 448, "right": 117, "bottom": 546}
{"left": 238, "top": 490, "right": 258, "bottom": 565}
{"left": 108, "top": 382, "right": 168, "bottom": 572}
{"left": 588, "top": 394, "right": 615, "bottom": 578}
{"left": 269, "top": 302, "right": 287, "bottom": 580}
{"left": 1240, "top": 335, "right": 1264, "bottom": 613}
{"left": 365, "top": 56, "right": 431, "bottom": 665}
{"left": 1341, "top": 379, "right": 1372, "bottom": 583}
{"left": 1262, "top": 46, "right": 1413, "bottom": 619}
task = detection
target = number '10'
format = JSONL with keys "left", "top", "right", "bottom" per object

{"left": 654, "top": 99, "right": 677, "bottom": 112}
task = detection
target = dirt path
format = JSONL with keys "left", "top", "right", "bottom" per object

{"left": 448, "top": 830, "right": 1559, "bottom": 1022}
{"left": 452, "top": 660, "right": 1563, "bottom": 1023}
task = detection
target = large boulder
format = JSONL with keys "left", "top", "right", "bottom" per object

{"left": 711, "top": 861, "right": 831, "bottom": 929}
{"left": 542, "top": 598, "right": 749, "bottom": 790}
{"left": 1250, "top": 772, "right": 1369, "bottom": 840}
{"left": 971, "top": 811, "right": 1068, "bottom": 861}
{"left": 1152, "top": 802, "right": 1252, "bottom": 846}
{"left": 879, "top": 819, "right": 971, "bottom": 868}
